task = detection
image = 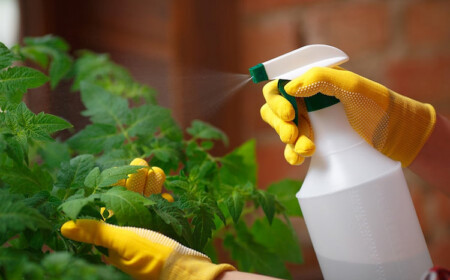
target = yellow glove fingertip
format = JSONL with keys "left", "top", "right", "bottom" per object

{"left": 162, "top": 193, "right": 174, "bottom": 203}
{"left": 279, "top": 123, "right": 299, "bottom": 144}
{"left": 127, "top": 158, "right": 149, "bottom": 194}
{"left": 284, "top": 144, "right": 305, "bottom": 165}
{"left": 294, "top": 135, "right": 316, "bottom": 157}
{"left": 144, "top": 167, "right": 166, "bottom": 197}
{"left": 61, "top": 220, "right": 78, "bottom": 238}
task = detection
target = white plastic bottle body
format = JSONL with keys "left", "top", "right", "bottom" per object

{"left": 297, "top": 103, "right": 432, "bottom": 280}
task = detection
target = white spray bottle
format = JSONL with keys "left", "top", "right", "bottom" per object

{"left": 249, "top": 45, "right": 432, "bottom": 280}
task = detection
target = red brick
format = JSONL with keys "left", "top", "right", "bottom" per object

{"left": 406, "top": 1, "right": 450, "bottom": 47}
{"left": 386, "top": 56, "right": 450, "bottom": 107}
{"left": 409, "top": 182, "right": 430, "bottom": 238}
{"left": 433, "top": 190, "right": 450, "bottom": 222}
{"left": 239, "top": 0, "right": 325, "bottom": 15}
{"left": 239, "top": 18, "right": 299, "bottom": 70}
{"left": 303, "top": 2, "right": 389, "bottom": 56}
{"left": 429, "top": 236, "right": 450, "bottom": 268}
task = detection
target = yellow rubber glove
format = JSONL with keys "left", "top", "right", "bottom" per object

{"left": 103, "top": 158, "right": 173, "bottom": 219}
{"left": 261, "top": 67, "right": 436, "bottom": 167}
{"left": 61, "top": 220, "right": 236, "bottom": 280}
{"left": 115, "top": 158, "right": 172, "bottom": 200}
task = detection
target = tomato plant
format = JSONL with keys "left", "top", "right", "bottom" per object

{"left": 0, "top": 35, "right": 303, "bottom": 279}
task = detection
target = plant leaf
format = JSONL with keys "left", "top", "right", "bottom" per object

{"left": 223, "top": 222, "right": 290, "bottom": 278}
{"left": 84, "top": 167, "right": 100, "bottom": 188}
{"left": 226, "top": 189, "right": 244, "bottom": 224}
{"left": 0, "top": 66, "right": 48, "bottom": 97}
{"left": 97, "top": 165, "right": 142, "bottom": 188}
{"left": 100, "top": 187, "right": 154, "bottom": 227}
{"left": 48, "top": 51, "right": 72, "bottom": 88}
{"left": 255, "top": 190, "right": 276, "bottom": 224}
{"left": 68, "top": 123, "right": 124, "bottom": 154}
{"left": 125, "top": 105, "right": 171, "bottom": 137}
{"left": 219, "top": 139, "right": 257, "bottom": 186}
{"left": 33, "top": 112, "right": 72, "bottom": 134}
{"left": 187, "top": 120, "right": 228, "bottom": 145}
{"left": 0, "top": 42, "right": 16, "bottom": 69}
{"left": 55, "top": 155, "right": 95, "bottom": 189}
{"left": 38, "top": 141, "right": 71, "bottom": 170}
{"left": 0, "top": 199, "right": 51, "bottom": 244}
{"left": 24, "top": 35, "right": 69, "bottom": 52}
{"left": 59, "top": 194, "right": 99, "bottom": 220}
{"left": 96, "top": 149, "right": 134, "bottom": 169}
{"left": 0, "top": 165, "right": 52, "bottom": 195}
{"left": 267, "top": 179, "right": 303, "bottom": 217}
{"left": 80, "top": 82, "right": 128, "bottom": 125}
{"left": 251, "top": 218, "right": 303, "bottom": 264}
{"left": 192, "top": 205, "right": 216, "bottom": 251}
{"left": 2, "top": 103, "right": 71, "bottom": 145}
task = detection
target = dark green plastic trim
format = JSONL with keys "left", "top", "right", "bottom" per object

{"left": 304, "top": 93, "right": 340, "bottom": 112}
{"left": 278, "top": 79, "right": 298, "bottom": 126}
{"left": 249, "top": 63, "right": 268, "bottom": 83}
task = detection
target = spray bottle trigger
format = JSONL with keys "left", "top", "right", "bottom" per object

{"left": 278, "top": 79, "right": 298, "bottom": 126}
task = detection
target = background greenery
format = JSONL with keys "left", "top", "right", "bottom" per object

{"left": 0, "top": 35, "right": 303, "bottom": 279}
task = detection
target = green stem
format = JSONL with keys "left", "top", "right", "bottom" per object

{"left": 114, "top": 115, "right": 139, "bottom": 155}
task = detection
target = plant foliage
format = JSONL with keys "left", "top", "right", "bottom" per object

{"left": 0, "top": 35, "right": 304, "bottom": 279}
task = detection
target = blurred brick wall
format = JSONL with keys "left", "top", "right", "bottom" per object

{"left": 237, "top": 0, "right": 450, "bottom": 278}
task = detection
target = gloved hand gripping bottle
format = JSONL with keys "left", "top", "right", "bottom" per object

{"left": 250, "top": 45, "right": 433, "bottom": 280}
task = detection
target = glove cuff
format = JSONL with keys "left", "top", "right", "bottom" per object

{"left": 382, "top": 92, "right": 436, "bottom": 167}
{"left": 162, "top": 255, "right": 236, "bottom": 280}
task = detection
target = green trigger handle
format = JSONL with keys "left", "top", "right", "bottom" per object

{"left": 277, "top": 79, "right": 340, "bottom": 126}
{"left": 278, "top": 79, "right": 298, "bottom": 126}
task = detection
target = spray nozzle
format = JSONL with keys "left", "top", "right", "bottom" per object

{"left": 248, "top": 45, "right": 349, "bottom": 123}
{"left": 248, "top": 44, "right": 348, "bottom": 83}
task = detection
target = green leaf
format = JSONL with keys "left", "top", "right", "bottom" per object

{"left": 223, "top": 222, "right": 290, "bottom": 278}
{"left": 125, "top": 105, "right": 171, "bottom": 137}
{"left": 68, "top": 123, "right": 124, "bottom": 154}
{"left": 97, "top": 165, "right": 142, "bottom": 188}
{"left": 59, "top": 193, "right": 99, "bottom": 220}
{"left": 96, "top": 149, "right": 134, "bottom": 169}
{"left": 40, "top": 252, "right": 131, "bottom": 280}
{"left": 251, "top": 218, "right": 303, "bottom": 264}
{"left": 255, "top": 190, "right": 276, "bottom": 224}
{"left": 192, "top": 205, "right": 216, "bottom": 251}
{"left": 24, "top": 35, "right": 69, "bottom": 52}
{"left": 80, "top": 82, "right": 128, "bottom": 125}
{"left": 0, "top": 164, "right": 52, "bottom": 194}
{"left": 21, "top": 35, "right": 72, "bottom": 88}
{"left": 0, "top": 42, "right": 16, "bottom": 69}
{"left": 33, "top": 112, "right": 72, "bottom": 134}
{"left": 84, "top": 167, "right": 100, "bottom": 188}
{"left": 38, "top": 141, "right": 71, "bottom": 170}
{"left": 55, "top": 155, "right": 95, "bottom": 189}
{"left": 0, "top": 199, "right": 51, "bottom": 243}
{"left": 48, "top": 51, "right": 72, "bottom": 88}
{"left": 226, "top": 189, "right": 244, "bottom": 224}
{"left": 187, "top": 120, "right": 228, "bottom": 145}
{"left": 2, "top": 103, "right": 71, "bottom": 145}
{"left": 219, "top": 139, "right": 257, "bottom": 186}
{"left": 0, "top": 66, "right": 48, "bottom": 97}
{"left": 267, "top": 179, "right": 303, "bottom": 217}
{"left": 3, "top": 135, "right": 26, "bottom": 164}
{"left": 100, "top": 187, "right": 154, "bottom": 227}
{"left": 71, "top": 52, "right": 124, "bottom": 91}
{"left": 150, "top": 196, "right": 192, "bottom": 246}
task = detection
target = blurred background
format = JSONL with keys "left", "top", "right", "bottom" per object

{"left": 1, "top": 0, "right": 449, "bottom": 278}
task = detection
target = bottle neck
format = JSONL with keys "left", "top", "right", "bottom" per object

{"left": 309, "top": 102, "right": 365, "bottom": 157}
